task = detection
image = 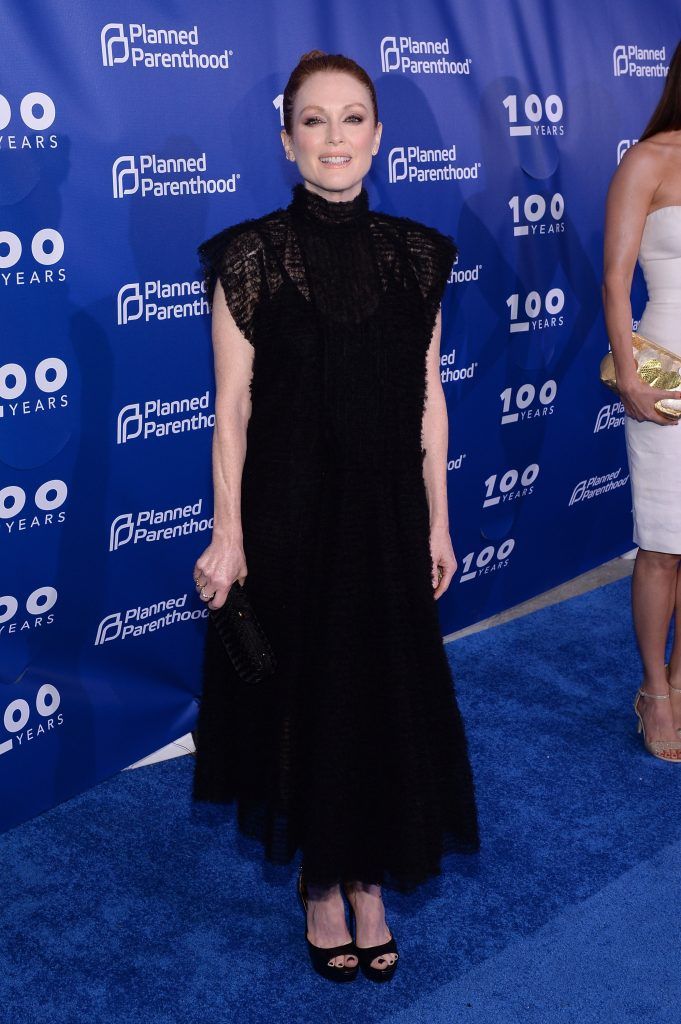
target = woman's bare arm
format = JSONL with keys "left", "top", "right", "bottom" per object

{"left": 602, "top": 142, "right": 681, "bottom": 423}
{"left": 421, "top": 307, "right": 449, "bottom": 528}
{"left": 421, "top": 305, "right": 457, "bottom": 596}
{"left": 210, "top": 278, "right": 254, "bottom": 543}
{"left": 193, "top": 279, "right": 254, "bottom": 609}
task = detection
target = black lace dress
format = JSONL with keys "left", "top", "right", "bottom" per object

{"left": 192, "top": 182, "right": 479, "bottom": 891}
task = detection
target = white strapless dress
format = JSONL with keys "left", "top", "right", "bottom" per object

{"left": 625, "top": 205, "right": 681, "bottom": 553}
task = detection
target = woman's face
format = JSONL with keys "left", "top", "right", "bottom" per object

{"left": 281, "top": 70, "right": 382, "bottom": 202}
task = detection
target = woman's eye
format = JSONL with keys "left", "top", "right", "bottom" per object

{"left": 303, "top": 114, "right": 364, "bottom": 125}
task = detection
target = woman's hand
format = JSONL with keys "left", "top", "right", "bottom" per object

{"left": 618, "top": 376, "right": 681, "bottom": 425}
{"left": 430, "top": 524, "right": 457, "bottom": 599}
{"left": 193, "top": 539, "right": 248, "bottom": 610}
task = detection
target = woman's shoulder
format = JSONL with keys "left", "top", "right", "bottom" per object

{"left": 197, "top": 206, "right": 288, "bottom": 264}
{"left": 615, "top": 137, "right": 672, "bottom": 179}
{"left": 197, "top": 207, "right": 289, "bottom": 315}
{"left": 370, "top": 208, "right": 457, "bottom": 262}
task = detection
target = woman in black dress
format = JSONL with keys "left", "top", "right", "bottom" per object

{"left": 191, "top": 49, "right": 479, "bottom": 982}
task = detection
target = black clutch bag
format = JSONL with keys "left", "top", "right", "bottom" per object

{"left": 208, "top": 581, "right": 277, "bottom": 684}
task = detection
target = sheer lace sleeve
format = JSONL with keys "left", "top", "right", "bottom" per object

{"left": 197, "top": 222, "right": 266, "bottom": 345}
{"left": 404, "top": 222, "right": 458, "bottom": 337}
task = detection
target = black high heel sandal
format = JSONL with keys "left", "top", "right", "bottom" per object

{"left": 297, "top": 868, "right": 359, "bottom": 983}
{"left": 345, "top": 889, "right": 399, "bottom": 983}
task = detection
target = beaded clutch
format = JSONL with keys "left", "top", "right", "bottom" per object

{"left": 600, "top": 331, "right": 681, "bottom": 419}
{"left": 208, "top": 581, "right": 277, "bottom": 684}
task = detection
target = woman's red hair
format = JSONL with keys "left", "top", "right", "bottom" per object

{"left": 282, "top": 49, "right": 379, "bottom": 136}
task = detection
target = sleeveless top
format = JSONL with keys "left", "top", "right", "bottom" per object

{"left": 198, "top": 182, "right": 457, "bottom": 473}
{"left": 192, "top": 183, "right": 479, "bottom": 892}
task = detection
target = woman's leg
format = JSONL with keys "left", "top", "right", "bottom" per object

{"left": 632, "top": 547, "right": 681, "bottom": 741}
{"left": 665, "top": 560, "right": 681, "bottom": 731}
{"left": 344, "top": 881, "right": 396, "bottom": 970}
{"left": 305, "top": 881, "right": 358, "bottom": 968}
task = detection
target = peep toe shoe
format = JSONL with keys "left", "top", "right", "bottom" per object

{"left": 344, "top": 888, "right": 399, "bottom": 983}
{"left": 297, "top": 869, "right": 359, "bottom": 982}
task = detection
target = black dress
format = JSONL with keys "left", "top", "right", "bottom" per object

{"left": 192, "top": 182, "right": 479, "bottom": 891}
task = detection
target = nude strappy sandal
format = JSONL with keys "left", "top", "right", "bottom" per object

{"left": 633, "top": 686, "right": 681, "bottom": 761}
{"left": 664, "top": 663, "right": 681, "bottom": 737}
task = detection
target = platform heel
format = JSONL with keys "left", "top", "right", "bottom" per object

{"left": 297, "top": 868, "right": 359, "bottom": 982}
{"left": 344, "top": 888, "right": 399, "bottom": 983}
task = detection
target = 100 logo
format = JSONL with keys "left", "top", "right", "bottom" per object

{"left": 459, "top": 539, "right": 516, "bottom": 583}
{"left": 509, "top": 193, "right": 565, "bottom": 236}
{"left": 507, "top": 289, "right": 565, "bottom": 332}
{"left": 503, "top": 94, "right": 565, "bottom": 136}
{"left": 0, "top": 92, "right": 55, "bottom": 130}
{"left": 500, "top": 380, "right": 557, "bottom": 424}
{"left": 483, "top": 465, "right": 539, "bottom": 507}
{"left": 1, "top": 685, "right": 62, "bottom": 756}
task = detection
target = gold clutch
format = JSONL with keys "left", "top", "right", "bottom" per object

{"left": 600, "top": 331, "right": 681, "bottom": 419}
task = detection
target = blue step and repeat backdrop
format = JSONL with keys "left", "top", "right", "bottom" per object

{"left": 2, "top": 0, "right": 680, "bottom": 832}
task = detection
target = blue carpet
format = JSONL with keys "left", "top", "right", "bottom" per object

{"left": 388, "top": 838, "right": 680, "bottom": 1024}
{"left": 2, "top": 575, "right": 680, "bottom": 1023}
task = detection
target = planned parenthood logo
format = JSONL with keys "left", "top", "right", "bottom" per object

{"left": 112, "top": 153, "right": 237, "bottom": 199}
{"left": 380, "top": 36, "right": 471, "bottom": 75}
{"left": 116, "top": 391, "right": 213, "bottom": 444}
{"left": 568, "top": 467, "right": 629, "bottom": 506}
{"left": 117, "top": 280, "right": 208, "bottom": 324}
{"left": 440, "top": 346, "right": 478, "bottom": 384}
{"left": 612, "top": 44, "right": 668, "bottom": 78}
{"left": 94, "top": 593, "right": 199, "bottom": 645}
{"left": 448, "top": 257, "right": 482, "bottom": 284}
{"left": 101, "top": 22, "right": 231, "bottom": 70}
{"left": 388, "top": 144, "right": 480, "bottom": 184}
{"left": 109, "top": 498, "right": 211, "bottom": 550}
{"left": 594, "top": 401, "right": 625, "bottom": 432}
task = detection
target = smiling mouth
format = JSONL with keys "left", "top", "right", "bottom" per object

{"left": 319, "top": 156, "right": 351, "bottom": 165}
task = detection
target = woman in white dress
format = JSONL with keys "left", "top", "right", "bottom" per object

{"left": 602, "top": 39, "right": 681, "bottom": 761}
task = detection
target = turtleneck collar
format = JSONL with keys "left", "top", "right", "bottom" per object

{"left": 289, "top": 182, "right": 370, "bottom": 227}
